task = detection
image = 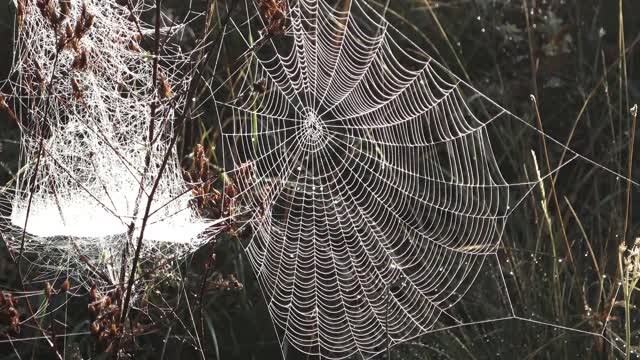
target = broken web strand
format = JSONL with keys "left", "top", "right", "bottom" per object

{"left": 211, "top": 0, "right": 640, "bottom": 359}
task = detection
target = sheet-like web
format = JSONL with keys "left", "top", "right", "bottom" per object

{"left": 1, "top": 0, "right": 213, "bottom": 288}
{"left": 215, "top": 0, "right": 638, "bottom": 358}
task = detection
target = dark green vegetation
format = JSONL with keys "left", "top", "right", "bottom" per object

{"left": 1, "top": 0, "right": 640, "bottom": 359}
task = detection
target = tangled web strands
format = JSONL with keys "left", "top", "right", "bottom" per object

{"left": 219, "top": 0, "right": 635, "bottom": 358}
{"left": 3, "top": 0, "right": 210, "bottom": 287}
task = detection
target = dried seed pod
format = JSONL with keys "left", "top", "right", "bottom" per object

{"left": 17, "top": 0, "right": 27, "bottom": 30}
{"left": 56, "top": 33, "right": 67, "bottom": 52}
{"left": 60, "top": 278, "right": 70, "bottom": 293}
{"left": 90, "top": 283, "right": 98, "bottom": 301}
{"left": 158, "top": 74, "right": 172, "bottom": 99}
{"left": 74, "top": 16, "right": 84, "bottom": 36}
{"left": 72, "top": 48, "right": 88, "bottom": 70}
{"left": 114, "top": 287, "right": 122, "bottom": 302}
{"left": 84, "top": 13, "right": 95, "bottom": 30}
{"left": 71, "top": 78, "right": 83, "bottom": 100}
{"left": 225, "top": 184, "right": 238, "bottom": 198}
{"left": 65, "top": 23, "right": 74, "bottom": 39}
{"left": 110, "top": 307, "right": 120, "bottom": 320}
{"left": 37, "top": 0, "right": 58, "bottom": 26}
{"left": 127, "top": 39, "right": 141, "bottom": 52}
{"left": 89, "top": 321, "right": 100, "bottom": 335}
{"left": 59, "top": 0, "right": 71, "bottom": 17}
{"left": 10, "top": 314, "right": 20, "bottom": 333}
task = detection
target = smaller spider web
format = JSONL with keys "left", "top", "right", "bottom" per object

{"left": 0, "top": 0, "right": 220, "bottom": 292}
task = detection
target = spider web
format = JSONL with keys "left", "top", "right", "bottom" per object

{"left": 0, "top": 0, "right": 216, "bottom": 290}
{"left": 213, "top": 0, "right": 639, "bottom": 358}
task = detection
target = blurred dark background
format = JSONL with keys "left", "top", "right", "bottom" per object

{"left": 1, "top": 0, "right": 640, "bottom": 359}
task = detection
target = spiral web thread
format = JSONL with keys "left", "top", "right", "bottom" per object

{"left": 215, "top": 0, "right": 639, "bottom": 358}
{"left": 0, "top": 0, "right": 213, "bottom": 288}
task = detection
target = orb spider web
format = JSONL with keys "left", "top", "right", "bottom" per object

{"left": 213, "top": 0, "right": 640, "bottom": 359}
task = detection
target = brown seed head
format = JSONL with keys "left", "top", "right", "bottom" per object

{"left": 72, "top": 48, "right": 88, "bottom": 70}
{"left": 114, "top": 287, "right": 122, "bottom": 302}
{"left": 71, "top": 78, "right": 83, "bottom": 100}
{"left": 56, "top": 33, "right": 67, "bottom": 52}
{"left": 84, "top": 13, "right": 95, "bottom": 30}
{"left": 158, "top": 74, "right": 172, "bottom": 99}
{"left": 89, "top": 321, "right": 100, "bottom": 335}
{"left": 59, "top": 0, "right": 71, "bottom": 17}
{"left": 60, "top": 278, "right": 70, "bottom": 293}
{"left": 90, "top": 283, "right": 97, "bottom": 301}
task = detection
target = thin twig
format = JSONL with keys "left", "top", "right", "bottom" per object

{"left": 119, "top": 0, "right": 240, "bottom": 327}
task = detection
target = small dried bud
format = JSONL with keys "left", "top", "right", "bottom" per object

{"left": 114, "top": 287, "right": 122, "bottom": 302}
{"left": 89, "top": 321, "right": 100, "bottom": 335}
{"left": 74, "top": 17, "right": 84, "bottom": 37}
{"left": 71, "top": 78, "right": 83, "bottom": 100}
{"left": 127, "top": 39, "right": 141, "bottom": 52}
{"left": 90, "top": 284, "right": 97, "bottom": 301}
{"left": 79, "top": 2, "right": 87, "bottom": 23}
{"left": 59, "top": 0, "right": 71, "bottom": 17}
{"left": 225, "top": 184, "right": 238, "bottom": 198}
{"left": 84, "top": 13, "right": 95, "bottom": 30}
{"left": 17, "top": 0, "right": 27, "bottom": 30}
{"left": 65, "top": 23, "right": 74, "bottom": 39}
{"left": 72, "top": 48, "right": 88, "bottom": 70}
{"left": 37, "top": 0, "right": 57, "bottom": 26}
{"left": 158, "top": 75, "right": 172, "bottom": 99}
{"left": 60, "top": 278, "right": 70, "bottom": 293}
{"left": 88, "top": 304, "right": 96, "bottom": 314}
{"left": 10, "top": 315, "right": 20, "bottom": 333}
{"left": 104, "top": 296, "right": 111, "bottom": 307}
{"left": 56, "top": 34, "right": 67, "bottom": 52}
{"left": 0, "top": 94, "right": 7, "bottom": 111}
{"left": 7, "top": 307, "right": 18, "bottom": 318}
